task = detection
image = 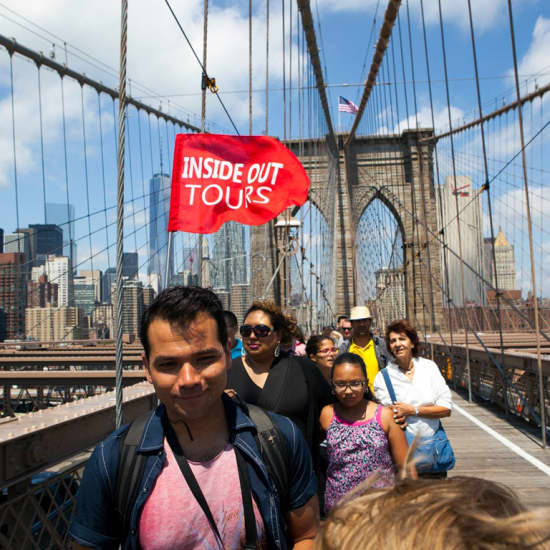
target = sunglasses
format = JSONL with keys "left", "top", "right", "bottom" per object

{"left": 318, "top": 347, "right": 338, "bottom": 355}
{"left": 240, "top": 324, "right": 273, "bottom": 338}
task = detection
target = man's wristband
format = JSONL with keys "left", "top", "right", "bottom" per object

{"left": 414, "top": 406, "right": 419, "bottom": 416}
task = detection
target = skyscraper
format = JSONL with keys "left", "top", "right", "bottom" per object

{"left": 437, "top": 176, "right": 485, "bottom": 306}
{"left": 210, "top": 222, "right": 247, "bottom": 291}
{"left": 34, "top": 255, "right": 73, "bottom": 307}
{"left": 0, "top": 253, "right": 26, "bottom": 339}
{"left": 148, "top": 173, "right": 173, "bottom": 292}
{"left": 484, "top": 228, "right": 516, "bottom": 292}
{"left": 46, "top": 203, "right": 76, "bottom": 267}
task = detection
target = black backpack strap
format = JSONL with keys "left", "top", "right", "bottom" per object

{"left": 246, "top": 404, "right": 290, "bottom": 511}
{"left": 115, "top": 411, "right": 151, "bottom": 538}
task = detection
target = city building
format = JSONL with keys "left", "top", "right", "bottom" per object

{"left": 0, "top": 253, "right": 26, "bottom": 339}
{"left": 0, "top": 228, "right": 3, "bottom": 253}
{"left": 33, "top": 255, "right": 72, "bottom": 307}
{"left": 437, "top": 176, "right": 485, "bottom": 306}
{"left": 122, "top": 252, "right": 139, "bottom": 280}
{"left": 0, "top": 308, "right": 6, "bottom": 342}
{"left": 25, "top": 306, "right": 84, "bottom": 342}
{"left": 73, "top": 276, "right": 97, "bottom": 316}
{"left": 210, "top": 222, "right": 247, "bottom": 290}
{"left": 102, "top": 268, "right": 116, "bottom": 304}
{"left": 170, "top": 270, "right": 198, "bottom": 287}
{"left": 4, "top": 232, "right": 31, "bottom": 264}
{"left": 148, "top": 173, "right": 173, "bottom": 292}
{"left": 111, "top": 279, "right": 144, "bottom": 339}
{"left": 484, "top": 228, "right": 517, "bottom": 292}
{"left": 374, "top": 268, "right": 406, "bottom": 332}
{"left": 27, "top": 274, "right": 58, "bottom": 308}
{"left": 46, "top": 202, "right": 76, "bottom": 266}
{"left": 29, "top": 224, "right": 63, "bottom": 263}
{"left": 230, "top": 283, "right": 252, "bottom": 324}
{"left": 143, "top": 285, "right": 155, "bottom": 309}
{"left": 79, "top": 269, "right": 102, "bottom": 302}
{"left": 93, "top": 303, "right": 113, "bottom": 339}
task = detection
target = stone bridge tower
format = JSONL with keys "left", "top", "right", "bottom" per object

{"left": 250, "top": 129, "right": 443, "bottom": 333}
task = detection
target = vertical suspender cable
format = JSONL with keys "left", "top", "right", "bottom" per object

{"left": 506, "top": 0, "right": 546, "bottom": 447}
{"left": 282, "top": 0, "right": 287, "bottom": 140}
{"left": 249, "top": 0, "right": 253, "bottom": 135}
{"left": 438, "top": 0, "right": 471, "bottom": 402}
{"left": 115, "top": 0, "right": 128, "bottom": 429}
{"left": 199, "top": 0, "right": 209, "bottom": 287}
{"left": 97, "top": 92, "right": 112, "bottom": 270}
{"left": 466, "top": 0, "right": 506, "bottom": 404}
{"left": 289, "top": 0, "right": 292, "bottom": 139}
{"left": 60, "top": 78, "right": 73, "bottom": 298}
{"left": 80, "top": 85, "right": 95, "bottom": 277}
{"left": 37, "top": 66, "right": 47, "bottom": 223}
{"left": 265, "top": 0, "right": 269, "bottom": 135}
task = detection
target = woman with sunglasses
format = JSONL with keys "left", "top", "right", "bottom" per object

{"left": 320, "top": 353, "right": 410, "bottom": 513}
{"left": 306, "top": 335, "right": 338, "bottom": 382}
{"left": 227, "top": 300, "right": 333, "bottom": 469}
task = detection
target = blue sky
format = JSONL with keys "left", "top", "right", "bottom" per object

{"left": 0, "top": 0, "right": 548, "bottom": 297}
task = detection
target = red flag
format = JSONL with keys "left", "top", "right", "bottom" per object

{"left": 168, "top": 134, "right": 310, "bottom": 234}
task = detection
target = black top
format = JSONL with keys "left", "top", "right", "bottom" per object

{"left": 228, "top": 353, "right": 333, "bottom": 469}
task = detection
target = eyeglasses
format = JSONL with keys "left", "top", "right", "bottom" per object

{"left": 332, "top": 380, "right": 366, "bottom": 391}
{"left": 341, "top": 327, "right": 352, "bottom": 332}
{"left": 240, "top": 324, "right": 273, "bottom": 338}
{"left": 318, "top": 347, "right": 338, "bottom": 355}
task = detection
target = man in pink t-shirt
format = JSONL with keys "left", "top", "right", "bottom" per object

{"left": 71, "top": 286, "right": 319, "bottom": 550}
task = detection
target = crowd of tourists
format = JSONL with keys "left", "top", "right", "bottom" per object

{"left": 70, "top": 286, "right": 550, "bottom": 549}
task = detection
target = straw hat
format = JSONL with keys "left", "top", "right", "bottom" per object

{"left": 349, "top": 306, "right": 372, "bottom": 321}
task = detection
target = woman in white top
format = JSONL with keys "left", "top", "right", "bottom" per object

{"left": 373, "top": 319, "right": 452, "bottom": 475}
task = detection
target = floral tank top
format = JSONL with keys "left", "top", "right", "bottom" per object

{"left": 324, "top": 404, "right": 395, "bottom": 513}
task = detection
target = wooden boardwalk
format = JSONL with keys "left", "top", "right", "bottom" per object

{"left": 443, "top": 391, "right": 550, "bottom": 507}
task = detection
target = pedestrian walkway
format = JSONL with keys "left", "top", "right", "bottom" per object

{"left": 444, "top": 391, "right": 550, "bottom": 507}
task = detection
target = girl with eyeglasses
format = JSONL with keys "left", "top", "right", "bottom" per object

{"left": 320, "top": 353, "right": 411, "bottom": 513}
{"left": 227, "top": 300, "right": 333, "bottom": 474}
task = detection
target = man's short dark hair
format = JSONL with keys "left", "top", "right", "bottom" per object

{"left": 223, "top": 310, "right": 238, "bottom": 330}
{"left": 140, "top": 286, "right": 227, "bottom": 358}
{"left": 337, "top": 315, "right": 348, "bottom": 324}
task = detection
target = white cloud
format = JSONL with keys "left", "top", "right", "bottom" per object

{"left": 392, "top": 104, "right": 465, "bottom": 134}
{"left": 511, "top": 16, "right": 550, "bottom": 92}
{"left": 317, "top": 0, "right": 529, "bottom": 32}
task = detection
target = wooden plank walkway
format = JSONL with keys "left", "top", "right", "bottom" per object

{"left": 443, "top": 391, "right": 550, "bottom": 507}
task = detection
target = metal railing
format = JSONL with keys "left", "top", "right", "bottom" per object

{"left": 431, "top": 342, "right": 549, "bottom": 441}
{"left": 0, "top": 455, "right": 87, "bottom": 549}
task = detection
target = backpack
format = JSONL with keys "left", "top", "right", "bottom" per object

{"left": 115, "top": 403, "right": 290, "bottom": 538}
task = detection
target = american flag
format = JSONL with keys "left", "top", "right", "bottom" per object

{"left": 338, "top": 96, "right": 358, "bottom": 114}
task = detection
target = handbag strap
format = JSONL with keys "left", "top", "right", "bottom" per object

{"left": 164, "top": 421, "right": 258, "bottom": 549}
{"left": 381, "top": 367, "right": 397, "bottom": 404}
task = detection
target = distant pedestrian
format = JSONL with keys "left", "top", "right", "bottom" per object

{"left": 320, "top": 353, "right": 411, "bottom": 513}
{"left": 341, "top": 306, "right": 391, "bottom": 393}
{"left": 223, "top": 310, "right": 243, "bottom": 359}
{"left": 306, "top": 334, "right": 338, "bottom": 382}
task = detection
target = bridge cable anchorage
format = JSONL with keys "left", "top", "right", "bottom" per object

{"left": 163, "top": 0, "right": 239, "bottom": 135}
{"left": 507, "top": 0, "right": 546, "bottom": 448}
{"left": 346, "top": 0, "right": 402, "bottom": 147}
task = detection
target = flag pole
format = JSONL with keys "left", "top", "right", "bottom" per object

{"left": 164, "top": 231, "right": 173, "bottom": 289}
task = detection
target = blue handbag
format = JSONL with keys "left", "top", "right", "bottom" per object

{"left": 381, "top": 368, "right": 455, "bottom": 473}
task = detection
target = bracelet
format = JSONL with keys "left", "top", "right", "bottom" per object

{"left": 414, "top": 406, "right": 419, "bottom": 416}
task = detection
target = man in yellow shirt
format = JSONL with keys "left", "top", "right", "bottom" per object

{"left": 345, "top": 306, "right": 390, "bottom": 393}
